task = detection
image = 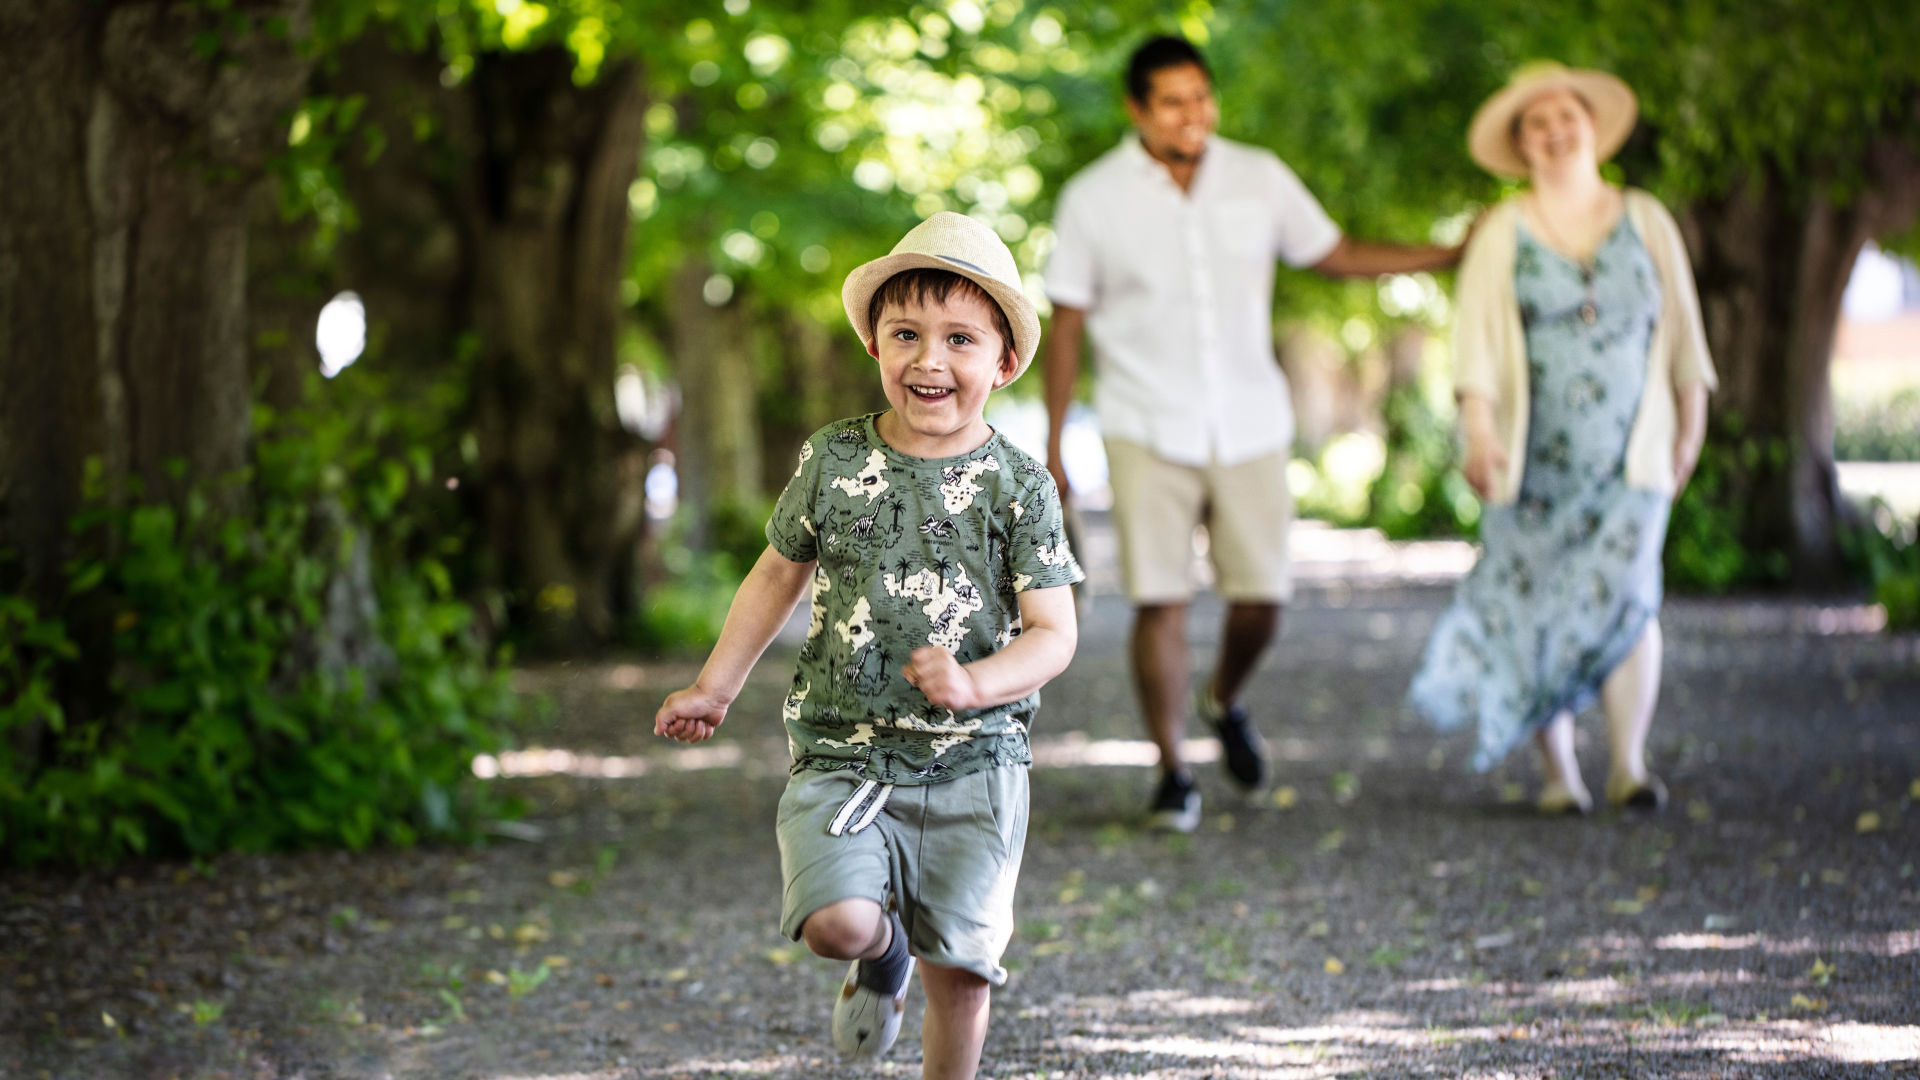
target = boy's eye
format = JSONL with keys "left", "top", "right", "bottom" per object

{"left": 947, "top": 333, "right": 972, "bottom": 346}
{"left": 894, "top": 329, "right": 918, "bottom": 342}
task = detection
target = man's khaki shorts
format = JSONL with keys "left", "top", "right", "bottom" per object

{"left": 1104, "top": 439, "right": 1294, "bottom": 605}
{"left": 777, "top": 766, "right": 1028, "bottom": 985}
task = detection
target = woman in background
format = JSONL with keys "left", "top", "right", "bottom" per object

{"left": 1409, "top": 63, "right": 1716, "bottom": 814}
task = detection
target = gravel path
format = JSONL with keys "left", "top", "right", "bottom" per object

{"left": 6, "top": 562, "right": 1918, "bottom": 1079}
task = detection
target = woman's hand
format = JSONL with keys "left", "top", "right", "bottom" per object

{"left": 1463, "top": 428, "right": 1509, "bottom": 501}
{"left": 902, "top": 646, "right": 982, "bottom": 712}
{"left": 1672, "top": 441, "right": 1701, "bottom": 495}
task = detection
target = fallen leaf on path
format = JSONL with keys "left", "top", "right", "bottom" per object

{"left": 1324, "top": 957, "right": 1345, "bottom": 974}
{"left": 549, "top": 871, "right": 580, "bottom": 889}
{"left": 1808, "top": 958, "right": 1835, "bottom": 986}
{"left": 1272, "top": 786, "right": 1298, "bottom": 809}
{"left": 1790, "top": 993, "right": 1827, "bottom": 1012}
{"left": 1856, "top": 811, "right": 1882, "bottom": 834}
{"left": 1608, "top": 899, "right": 1645, "bottom": 916}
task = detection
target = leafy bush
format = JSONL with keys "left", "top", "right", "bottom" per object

{"left": 630, "top": 497, "right": 775, "bottom": 653}
{"left": 1365, "top": 383, "right": 1482, "bottom": 541}
{"left": 1842, "top": 498, "right": 1920, "bottom": 630}
{"left": 1664, "top": 429, "right": 1792, "bottom": 593}
{"left": 1835, "top": 387, "right": 1920, "bottom": 462}
{"left": 0, "top": 386, "right": 518, "bottom": 867}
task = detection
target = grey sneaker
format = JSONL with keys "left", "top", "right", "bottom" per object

{"left": 831, "top": 954, "right": 915, "bottom": 1058}
{"left": 1197, "top": 688, "right": 1268, "bottom": 792}
{"left": 1148, "top": 770, "right": 1201, "bottom": 833}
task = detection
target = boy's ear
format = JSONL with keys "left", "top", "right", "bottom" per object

{"left": 864, "top": 334, "right": 881, "bottom": 360}
{"left": 993, "top": 346, "right": 1019, "bottom": 388}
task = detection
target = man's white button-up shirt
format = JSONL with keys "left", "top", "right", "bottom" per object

{"left": 1045, "top": 136, "right": 1341, "bottom": 467}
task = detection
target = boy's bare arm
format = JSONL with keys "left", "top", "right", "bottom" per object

{"left": 902, "top": 584, "right": 1078, "bottom": 712}
{"left": 654, "top": 546, "right": 815, "bottom": 743}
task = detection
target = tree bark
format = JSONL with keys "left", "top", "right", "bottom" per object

{"left": 0, "top": 0, "right": 312, "bottom": 599}
{"left": 1682, "top": 130, "right": 1920, "bottom": 586}
{"left": 317, "top": 38, "right": 653, "bottom": 649}
{"left": 665, "top": 261, "right": 762, "bottom": 550}
{"left": 463, "top": 50, "right": 651, "bottom": 649}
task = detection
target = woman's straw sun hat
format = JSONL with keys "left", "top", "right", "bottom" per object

{"left": 1468, "top": 62, "right": 1638, "bottom": 178}
{"left": 841, "top": 211, "right": 1041, "bottom": 381}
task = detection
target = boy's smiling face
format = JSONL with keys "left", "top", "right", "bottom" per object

{"left": 868, "top": 286, "right": 1015, "bottom": 459}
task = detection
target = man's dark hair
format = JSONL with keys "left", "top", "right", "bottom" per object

{"left": 1125, "top": 35, "right": 1211, "bottom": 104}
{"left": 868, "top": 268, "right": 1015, "bottom": 361}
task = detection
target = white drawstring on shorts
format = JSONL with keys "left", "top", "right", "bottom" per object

{"left": 828, "top": 779, "right": 895, "bottom": 836}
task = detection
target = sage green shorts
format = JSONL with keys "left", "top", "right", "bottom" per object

{"left": 776, "top": 765, "right": 1029, "bottom": 985}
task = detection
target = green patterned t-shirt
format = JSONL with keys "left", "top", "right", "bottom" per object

{"left": 765, "top": 413, "right": 1084, "bottom": 785}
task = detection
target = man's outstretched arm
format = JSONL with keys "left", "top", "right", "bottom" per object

{"left": 1312, "top": 236, "right": 1462, "bottom": 277}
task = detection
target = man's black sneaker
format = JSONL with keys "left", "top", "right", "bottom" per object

{"left": 1197, "top": 688, "right": 1268, "bottom": 792}
{"left": 1148, "top": 770, "right": 1201, "bottom": 833}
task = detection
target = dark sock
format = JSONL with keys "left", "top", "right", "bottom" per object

{"left": 856, "top": 911, "right": 909, "bottom": 992}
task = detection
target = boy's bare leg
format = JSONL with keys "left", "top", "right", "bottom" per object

{"left": 1132, "top": 602, "right": 1190, "bottom": 775}
{"left": 799, "top": 898, "right": 890, "bottom": 961}
{"left": 918, "top": 962, "right": 990, "bottom": 1080}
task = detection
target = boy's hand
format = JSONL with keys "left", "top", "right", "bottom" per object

{"left": 902, "top": 646, "right": 981, "bottom": 712}
{"left": 654, "top": 684, "right": 731, "bottom": 743}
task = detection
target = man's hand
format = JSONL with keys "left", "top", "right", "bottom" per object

{"left": 1462, "top": 429, "right": 1509, "bottom": 501}
{"left": 901, "top": 646, "right": 982, "bottom": 712}
{"left": 654, "top": 683, "right": 731, "bottom": 743}
{"left": 1046, "top": 453, "right": 1072, "bottom": 506}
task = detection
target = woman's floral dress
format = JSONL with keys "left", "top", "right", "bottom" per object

{"left": 1410, "top": 217, "right": 1668, "bottom": 769}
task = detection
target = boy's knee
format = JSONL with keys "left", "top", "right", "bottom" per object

{"left": 798, "top": 898, "right": 887, "bottom": 959}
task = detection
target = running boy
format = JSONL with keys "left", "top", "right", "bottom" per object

{"left": 654, "top": 212, "right": 1082, "bottom": 1079}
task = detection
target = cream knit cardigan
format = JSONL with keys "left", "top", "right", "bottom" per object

{"left": 1452, "top": 188, "right": 1719, "bottom": 506}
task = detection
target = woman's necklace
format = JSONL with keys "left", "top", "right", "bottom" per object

{"left": 1528, "top": 187, "right": 1618, "bottom": 326}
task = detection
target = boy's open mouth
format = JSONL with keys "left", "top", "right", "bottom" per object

{"left": 908, "top": 385, "right": 953, "bottom": 401}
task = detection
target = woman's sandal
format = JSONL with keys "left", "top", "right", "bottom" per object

{"left": 1606, "top": 772, "right": 1668, "bottom": 812}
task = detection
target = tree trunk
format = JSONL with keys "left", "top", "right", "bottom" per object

{"left": 666, "top": 261, "right": 762, "bottom": 550}
{"left": 0, "top": 0, "right": 312, "bottom": 598}
{"left": 318, "top": 38, "right": 653, "bottom": 649}
{"left": 1682, "top": 133, "right": 1920, "bottom": 586}
{"left": 464, "top": 50, "right": 651, "bottom": 649}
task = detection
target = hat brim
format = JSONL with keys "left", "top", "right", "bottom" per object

{"left": 841, "top": 251, "right": 1042, "bottom": 383}
{"left": 1468, "top": 69, "right": 1637, "bottom": 179}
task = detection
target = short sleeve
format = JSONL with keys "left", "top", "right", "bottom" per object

{"left": 1007, "top": 472, "right": 1084, "bottom": 591}
{"left": 1266, "top": 156, "right": 1342, "bottom": 269}
{"left": 1044, "top": 182, "right": 1099, "bottom": 310}
{"left": 765, "top": 437, "right": 822, "bottom": 563}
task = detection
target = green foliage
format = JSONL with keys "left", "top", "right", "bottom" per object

{"left": 0, "top": 386, "right": 518, "bottom": 868}
{"left": 1664, "top": 431, "right": 1793, "bottom": 593}
{"left": 1835, "top": 387, "right": 1920, "bottom": 462}
{"left": 631, "top": 497, "right": 773, "bottom": 653}
{"left": 1366, "top": 382, "right": 1483, "bottom": 540}
{"left": 1841, "top": 499, "right": 1920, "bottom": 630}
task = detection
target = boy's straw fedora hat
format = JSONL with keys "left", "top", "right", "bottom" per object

{"left": 1468, "top": 62, "right": 1637, "bottom": 178}
{"left": 841, "top": 211, "right": 1041, "bottom": 381}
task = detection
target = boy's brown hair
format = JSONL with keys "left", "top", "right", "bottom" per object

{"left": 867, "top": 269, "right": 1016, "bottom": 366}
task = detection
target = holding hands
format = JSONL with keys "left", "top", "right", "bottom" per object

{"left": 655, "top": 683, "right": 731, "bottom": 743}
{"left": 902, "top": 646, "right": 983, "bottom": 712}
